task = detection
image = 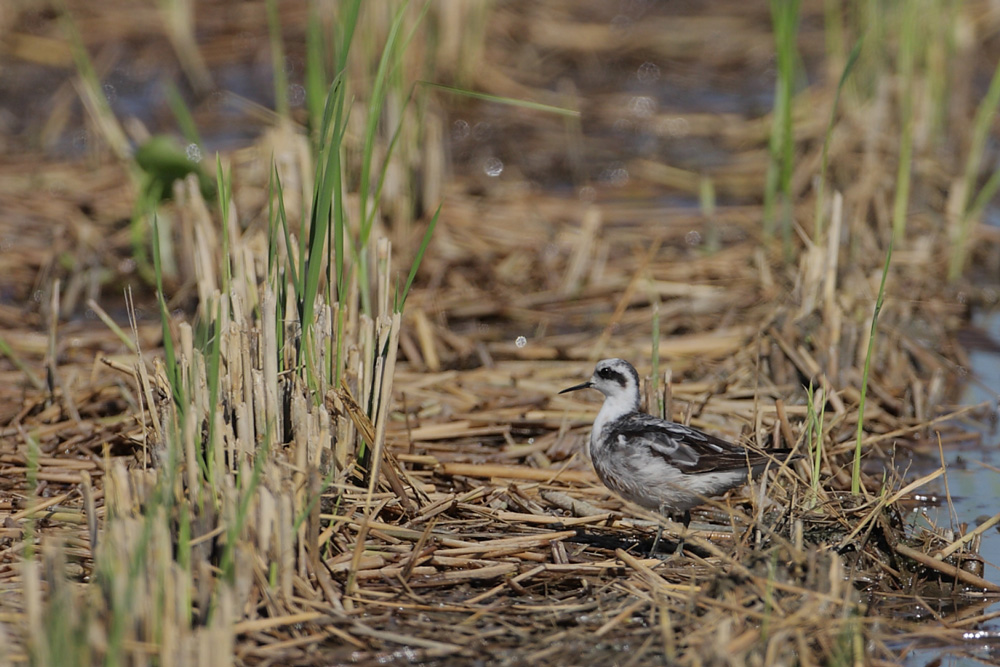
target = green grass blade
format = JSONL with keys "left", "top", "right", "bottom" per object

{"left": 59, "top": 5, "right": 131, "bottom": 161}
{"left": 215, "top": 156, "right": 233, "bottom": 294}
{"left": 165, "top": 81, "right": 203, "bottom": 148}
{"left": 266, "top": 164, "right": 278, "bottom": 280}
{"left": 651, "top": 302, "right": 662, "bottom": 418}
{"left": 950, "top": 55, "right": 1000, "bottom": 279}
{"left": 853, "top": 238, "right": 893, "bottom": 495}
{"left": 765, "top": 0, "right": 801, "bottom": 255}
{"left": 305, "top": 2, "right": 328, "bottom": 143}
{"left": 361, "top": 2, "right": 433, "bottom": 247}
{"left": 303, "top": 75, "right": 346, "bottom": 328}
{"left": 367, "top": 82, "right": 418, "bottom": 231}
{"left": 0, "top": 334, "right": 46, "bottom": 390}
{"left": 966, "top": 167, "right": 1000, "bottom": 224}
{"left": 420, "top": 82, "right": 581, "bottom": 117}
{"left": 23, "top": 430, "right": 40, "bottom": 560}
{"left": 959, "top": 54, "right": 1000, "bottom": 210}
{"left": 265, "top": 0, "right": 289, "bottom": 119}
{"left": 334, "top": 0, "right": 363, "bottom": 72}
{"left": 357, "top": 1, "right": 413, "bottom": 315}
{"left": 203, "top": 299, "right": 223, "bottom": 487}
{"left": 151, "top": 212, "right": 182, "bottom": 410}
{"left": 814, "top": 38, "right": 861, "bottom": 239}
{"left": 271, "top": 165, "right": 300, "bottom": 293}
{"left": 329, "top": 89, "right": 349, "bottom": 305}
{"left": 87, "top": 298, "right": 137, "bottom": 353}
{"left": 396, "top": 204, "right": 440, "bottom": 312}
{"left": 892, "top": 3, "right": 917, "bottom": 243}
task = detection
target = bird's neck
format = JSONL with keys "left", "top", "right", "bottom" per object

{"left": 591, "top": 390, "right": 640, "bottom": 446}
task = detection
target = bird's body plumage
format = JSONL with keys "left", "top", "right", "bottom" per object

{"left": 561, "top": 358, "right": 794, "bottom": 515}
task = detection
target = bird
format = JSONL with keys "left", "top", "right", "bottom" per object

{"left": 560, "top": 358, "right": 797, "bottom": 552}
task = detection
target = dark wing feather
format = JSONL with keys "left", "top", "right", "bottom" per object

{"left": 611, "top": 413, "right": 796, "bottom": 474}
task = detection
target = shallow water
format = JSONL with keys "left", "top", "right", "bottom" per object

{"left": 901, "top": 309, "right": 1000, "bottom": 666}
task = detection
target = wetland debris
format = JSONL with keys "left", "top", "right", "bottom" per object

{"left": 1, "top": 0, "right": 1000, "bottom": 665}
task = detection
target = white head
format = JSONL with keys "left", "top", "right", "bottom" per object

{"left": 560, "top": 358, "right": 641, "bottom": 417}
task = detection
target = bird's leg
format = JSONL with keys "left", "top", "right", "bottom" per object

{"left": 673, "top": 510, "right": 692, "bottom": 556}
{"left": 648, "top": 509, "right": 694, "bottom": 557}
{"left": 650, "top": 507, "right": 691, "bottom": 556}
{"left": 649, "top": 521, "right": 665, "bottom": 555}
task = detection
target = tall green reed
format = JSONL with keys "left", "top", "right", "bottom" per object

{"left": 765, "top": 0, "right": 801, "bottom": 257}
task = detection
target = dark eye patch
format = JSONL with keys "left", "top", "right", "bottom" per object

{"left": 597, "top": 367, "right": 626, "bottom": 386}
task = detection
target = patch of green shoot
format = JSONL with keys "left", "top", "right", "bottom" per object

{"left": 357, "top": 1, "right": 427, "bottom": 316}
{"left": 220, "top": 420, "right": 272, "bottom": 585}
{"left": 42, "top": 545, "right": 90, "bottom": 667}
{"left": 101, "top": 410, "right": 183, "bottom": 665}
{"left": 831, "top": 609, "right": 862, "bottom": 667}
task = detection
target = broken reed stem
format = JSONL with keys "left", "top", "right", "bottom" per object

{"left": 366, "top": 312, "right": 401, "bottom": 501}
{"left": 838, "top": 467, "right": 944, "bottom": 549}
{"left": 935, "top": 511, "right": 1000, "bottom": 560}
{"left": 894, "top": 543, "right": 1000, "bottom": 593}
{"left": 0, "top": 334, "right": 45, "bottom": 391}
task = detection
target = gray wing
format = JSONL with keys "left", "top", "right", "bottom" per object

{"left": 611, "top": 414, "right": 774, "bottom": 474}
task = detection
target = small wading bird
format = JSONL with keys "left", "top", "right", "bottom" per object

{"left": 560, "top": 358, "right": 797, "bottom": 553}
